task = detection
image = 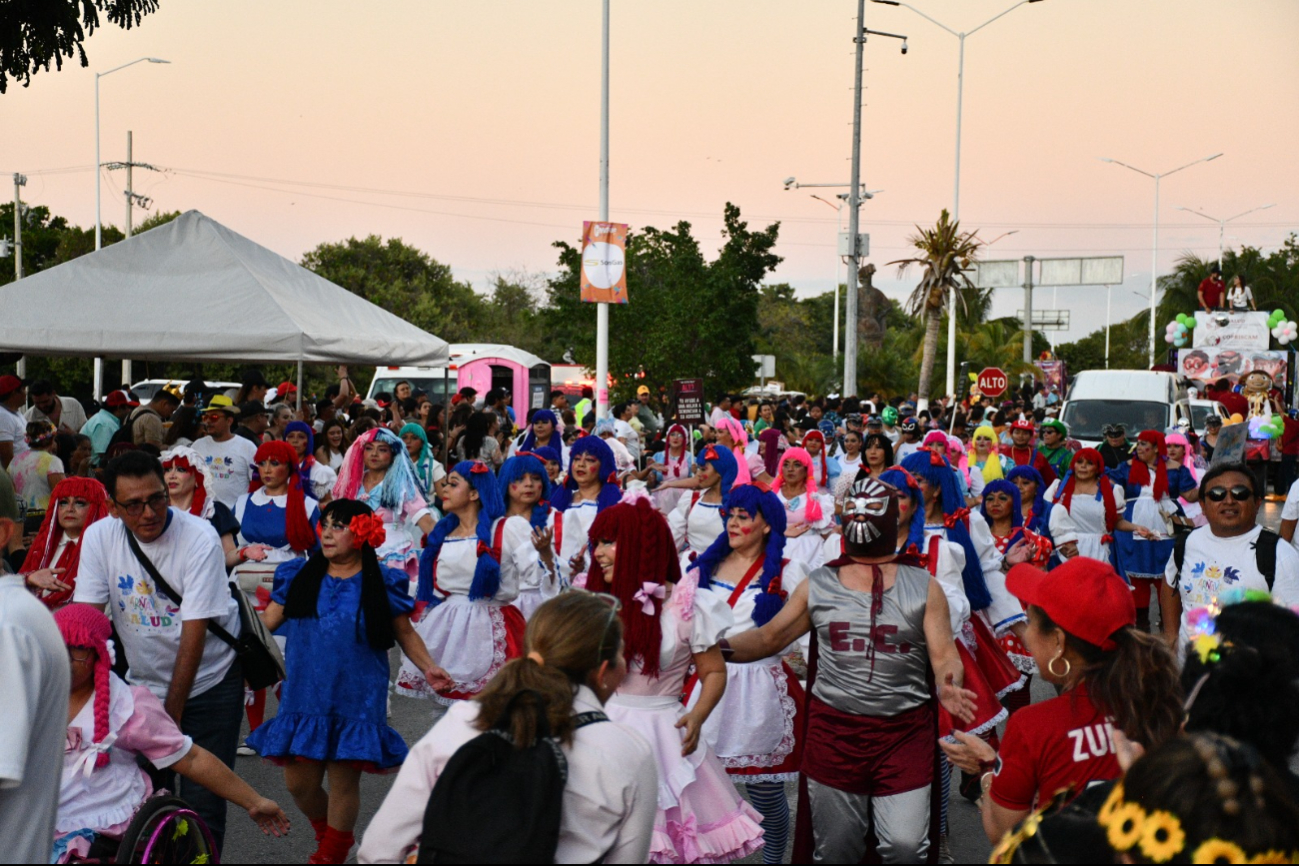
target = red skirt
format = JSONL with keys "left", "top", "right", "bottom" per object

{"left": 969, "top": 615, "right": 1028, "bottom": 697}
{"left": 802, "top": 697, "right": 935, "bottom": 796}
{"left": 938, "top": 641, "right": 1008, "bottom": 740}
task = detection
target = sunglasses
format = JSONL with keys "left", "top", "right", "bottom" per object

{"left": 1204, "top": 485, "right": 1254, "bottom": 503}
{"left": 113, "top": 492, "right": 169, "bottom": 516}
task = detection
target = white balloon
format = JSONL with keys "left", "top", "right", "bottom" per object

{"left": 1274, "top": 326, "right": 1285, "bottom": 339}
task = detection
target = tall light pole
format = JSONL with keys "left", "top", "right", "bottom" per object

{"left": 94, "top": 56, "right": 168, "bottom": 400}
{"left": 1175, "top": 203, "right": 1275, "bottom": 270}
{"left": 95, "top": 58, "right": 169, "bottom": 250}
{"left": 873, "top": 0, "right": 1044, "bottom": 402}
{"left": 1100, "top": 153, "right": 1222, "bottom": 367}
{"left": 593, "top": 0, "right": 610, "bottom": 420}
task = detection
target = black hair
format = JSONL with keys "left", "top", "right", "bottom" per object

{"left": 549, "top": 389, "right": 564, "bottom": 401}
{"left": 164, "top": 406, "right": 202, "bottom": 446}
{"left": 461, "top": 410, "right": 495, "bottom": 461}
{"left": 1182, "top": 602, "right": 1299, "bottom": 770}
{"left": 282, "top": 499, "right": 397, "bottom": 651}
{"left": 28, "top": 378, "right": 55, "bottom": 397}
{"left": 103, "top": 450, "right": 166, "bottom": 498}
{"left": 151, "top": 390, "right": 180, "bottom": 406}
{"left": 1199, "top": 461, "right": 1259, "bottom": 500}
{"left": 862, "top": 432, "right": 894, "bottom": 466}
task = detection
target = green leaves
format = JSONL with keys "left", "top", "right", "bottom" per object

{"left": 0, "top": 0, "right": 161, "bottom": 93}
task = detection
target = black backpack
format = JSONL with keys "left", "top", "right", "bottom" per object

{"left": 1172, "top": 528, "right": 1281, "bottom": 590}
{"left": 107, "top": 407, "right": 155, "bottom": 450}
{"left": 415, "top": 691, "right": 607, "bottom": 864}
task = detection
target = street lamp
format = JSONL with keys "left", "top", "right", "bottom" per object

{"left": 1100, "top": 153, "right": 1222, "bottom": 367}
{"left": 93, "top": 56, "right": 169, "bottom": 400}
{"left": 95, "top": 57, "right": 169, "bottom": 250}
{"left": 1175, "top": 203, "right": 1275, "bottom": 270}
{"left": 872, "top": 0, "right": 1045, "bottom": 403}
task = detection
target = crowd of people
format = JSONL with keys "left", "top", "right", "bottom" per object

{"left": 4, "top": 366, "right": 1299, "bottom": 865}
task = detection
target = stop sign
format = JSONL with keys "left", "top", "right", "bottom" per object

{"left": 977, "top": 367, "right": 1009, "bottom": 398}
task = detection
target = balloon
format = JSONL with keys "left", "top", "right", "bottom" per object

{"left": 1229, "top": 413, "right": 1244, "bottom": 425}
{"left": 1165, "top": 333, "right": 1176, "bottom": 344}
{"left": 1166, "top": 322, "right": 1181, "bottom": 335}
{"left": 1174, "top": 337, "right": 1187, "bottom": 348}
{"left": 1275, "top": 309, "right": 1286, "bottom": 320}
{"left": 1182, "top": 315, "right": 1195, "bottom": 329}
{"left": 1282, "top": 335, "right": 1293, "bottom": 346}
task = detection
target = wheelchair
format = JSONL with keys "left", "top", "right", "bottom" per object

{"left": 67, "top": 795, "right": 220, "bottom": 864}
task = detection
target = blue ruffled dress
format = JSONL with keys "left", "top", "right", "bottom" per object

{"left": 245, "top": 559, "right": 413, "bottom": 771}
{"left": 1109, "top": 462, "right": 1195, "bottom": 583}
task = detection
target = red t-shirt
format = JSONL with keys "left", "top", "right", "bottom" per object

{"left": 1282, "top": 416, "right": 1299, "bottom": 457}
{"left": 989, "top": 684, "right": 1120, "bottom": 811}
{"left": 1198, "top": 276, "right": 1224, "bottom": 308}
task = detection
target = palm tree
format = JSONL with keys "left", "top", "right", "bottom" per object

{"left": 890, "top": 209, "right": 983, "bottom": 409}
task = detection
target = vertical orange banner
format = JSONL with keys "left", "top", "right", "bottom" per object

{"left": 580, "top": 221, "right": 629, "bottom": 304}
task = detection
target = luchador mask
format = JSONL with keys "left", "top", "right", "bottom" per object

{"left": 841, "top": 476, "right": 900, "bottom": 557}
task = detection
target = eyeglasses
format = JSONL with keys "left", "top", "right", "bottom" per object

{"left": 1204, "top": 485, "right": 1254, "bottom": 503}
{"left": 113, "top": 492, "right": 169, "bottom": 516}
{"left": 67, "top": 646, "right": 95, "bottom": 663}
{"left": 1103, "top": 426, "right": 1125, "bottom": 436}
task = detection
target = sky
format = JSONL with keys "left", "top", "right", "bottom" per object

{"left": 2, "top": 0, "right": 1296, "bottom": 351}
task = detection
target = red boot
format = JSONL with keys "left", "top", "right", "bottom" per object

{"left": 309, "top": 817, "right": 328, "bottom": 844}
{"left": 308, "top": 826, "right": 354, "bottom": 864}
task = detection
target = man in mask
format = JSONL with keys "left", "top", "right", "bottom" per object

{"left": 1099, "top": 422, "right": 1133, "bottom": 470}
{"left": 721, "top": 476, "right": 975, "bottom": 864}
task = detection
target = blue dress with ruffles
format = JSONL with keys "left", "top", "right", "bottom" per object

{"left": 245, "top": 559, "right": 413, "bottom": 771}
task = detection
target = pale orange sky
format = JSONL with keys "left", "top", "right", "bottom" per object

{"left": 3, "top": 0, "right": 1296, "bottom": 346}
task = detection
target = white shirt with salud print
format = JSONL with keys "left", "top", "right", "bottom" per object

{"left": 0, "top": 573, "right": 71, "bottom": 866}
{"left": 1228, "top": 285, "right": 1254, "bottom": 309}
{"left": 74, "top": 509, "right": 240, "bottom": 701}
{"left": 1164, "top": 524, "right": 1299, "bottom": 649}
{"left": 191, "top": 433, "right": 258, "bottom": 509}
{"left": 0, "top": 404, "right": 29, "bottom": 461}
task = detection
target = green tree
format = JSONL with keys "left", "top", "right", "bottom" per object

{"left": 1, "top": 0, "right": 161, "bottom": 93}
{"left": 481, "top": 272, "right": 547, "bottom": 357}
{"left": 300, "top": 235, "right": 487, "bottom": 344}
{"left": 890, "top": 210, "right": 984, "bottom": 408}
{"left": 542, "top": 203, "right": 781, "bottom": 403}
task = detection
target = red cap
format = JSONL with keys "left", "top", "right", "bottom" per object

{"left": 104, "top": 390, "right": 139, "bottom": 408}
{"left": 1006, "top": 558, "right": 1135, "bottom": 650}
{"left": 0, "top": 374, "right": 23, "bottom": 398}
{"left": 277, "top": 381, "right": 297, "bottom": 394}
{"left": 1010, "top": 418, "right": 1035, "bottom": 432}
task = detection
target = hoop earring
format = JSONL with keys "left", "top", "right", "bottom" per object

{"left": 1047, "top": 654, "right": 1071, "bottom": 679}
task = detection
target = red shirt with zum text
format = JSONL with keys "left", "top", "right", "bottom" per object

{"left": 988, "top": 683, "right": 1121, "bottom": 811}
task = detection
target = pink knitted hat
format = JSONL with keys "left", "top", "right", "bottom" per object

{"left": 54, "top": 604, "right": 114, "bottom": 769}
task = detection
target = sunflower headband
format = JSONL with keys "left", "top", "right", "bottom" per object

{"left": 1098, "top": 780, "right": 1294, "bottom": 864}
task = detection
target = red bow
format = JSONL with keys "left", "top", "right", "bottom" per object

{"left": 895, "top": 468, "right": 920, "bottom": 490}
{"left": 944, "top": 507, "right": 970, "bottom": 529}
{"left": 348, "top": 514, "right": 387, "bottom": 549}
{"left": 477, "top": 540, "right": 492, "bottom": 558}
{"left": 704, "top": 445, "right": 719, "bottom": 461}
{"left": 607, "top": 472, "right": 619, "bottom": 484}
{"left": 929, "top": 451, "right": 946, "bottom": 466}
{"left": 469, "top": 462, "right": 490, "bottom": 475}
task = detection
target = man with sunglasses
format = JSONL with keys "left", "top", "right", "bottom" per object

{"left": 1159, "top": 461, "right": 1299, "bottom": 652}
{"left": 73, "top": 450, "right": 244, "bottom": 852}
{"left": 192, "top": 396, "right": 258, "bottom": 509}
{"left": 1099, "top": 422, "right": 1133, "bottom": 470}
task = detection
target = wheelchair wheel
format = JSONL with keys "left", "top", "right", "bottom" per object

{"left": 114, "top": 795, "right": 219, "bottom": 864}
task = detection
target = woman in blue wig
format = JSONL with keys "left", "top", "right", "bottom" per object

{"left": 1006, "top": 464, "right": 1052, "bottom": 540}
{"left": 687, "top": 483, "right": 806, "bottom": 865}
{"left": 900, "top": 451, "right": 1028, "bottom": 651}
{"left": 549, "top": 434, "right": 621, "bottom": 585}
{"left": 395, "top": 461, "right": 532, "bottom": 703}
{"left": 332, "top": 427, "right": 437, "bottom": 583}
{"left": 509, "top": 408, "right": 568, "bottom": 467}
{"left": 399, "top": 422, "right": 444, "bottom": 501}
{"left": 285, "top": 420, "right": 337, "bottom": 503}
{"left": 497, "top": 453, "right": 561, "bottom": 618}
{"left": 667, "top": 443, "right": 737, "bottom": 560}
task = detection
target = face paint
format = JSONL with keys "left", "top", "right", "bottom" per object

{"left": 841, "top": 476, "right": 900, "bottom": 557}
{"left": 740, "top": 526, "right": 753, "bottom": 535}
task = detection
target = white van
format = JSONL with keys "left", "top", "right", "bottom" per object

{"left": 1059, "top": 370, "right": 1192, "bottom": 448}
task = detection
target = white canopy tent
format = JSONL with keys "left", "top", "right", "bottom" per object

{"left": 0, "top": 210, "right": 449, "bottom": 400}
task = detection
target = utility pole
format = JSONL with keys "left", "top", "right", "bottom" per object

{"left": 105, "top": 131, "right": 158, "bottom": 386}
{"left": 843, "top": 0, "right": 867, "bottom": 398}
{"left": 1022, "top": 255, "right": 1035, "bottom": 363}
{"left": 13, "top": 173, "right": 25, "bottom": 381}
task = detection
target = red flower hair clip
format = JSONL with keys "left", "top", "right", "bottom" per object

{"left": 469, "top": 462, "right": 490, "bottom": 475}
{"left": 348, "top": 514, "right": 387, "bottom": 549}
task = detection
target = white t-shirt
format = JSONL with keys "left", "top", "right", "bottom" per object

{"left": 614, "top": 419, "right": 640, "bottom": 460}
{"left": 1164, "top": 524, "right": 1299, "bottom": 648}
{"left": 1281, "top": 479, "right": 1299, "bottom": 551}
{"left": 0, "top": 404, "right": 29, "bottom": 461}
{"left": 191, "top": 434, "right": 258, "bottom": 509}
{"left": 0, "top": 574, "right": 71, "bottom": 865}
{"left": 894, "top": 439, "right": 922, "bottom": 465}
{"left": 74, "top": 510, "right": 240, "bottom": 701}
{"left": 1228, "top": 285, "right": 1253, "bottom": 309}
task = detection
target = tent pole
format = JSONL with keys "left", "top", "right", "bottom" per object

{"left": 296, "top": 361, "right": 303, "bottom": 412}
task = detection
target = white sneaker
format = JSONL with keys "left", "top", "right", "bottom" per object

{"left": 236, "top": 743, "right": 256, "bottom": 757}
